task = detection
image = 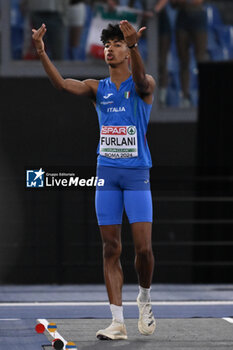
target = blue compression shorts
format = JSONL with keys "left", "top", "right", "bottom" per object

{"left": 95, "top": 166, "right": 153, "bottom": 225}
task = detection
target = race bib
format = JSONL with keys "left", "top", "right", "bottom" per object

{"left": 100, "top": 125, "right": 138, "bottom": 159}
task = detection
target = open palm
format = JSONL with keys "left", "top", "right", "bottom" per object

{"left": 120, "top": 20, "right": 146, "bottom": 47}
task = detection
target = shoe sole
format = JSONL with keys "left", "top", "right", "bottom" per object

{"left": 96, "top": 333, "right": 128, "bottom": 340}
{"left": 97, "top": 334, "right": 112, "bottom": 340}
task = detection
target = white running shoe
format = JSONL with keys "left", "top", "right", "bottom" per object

{"left": 96, "top": 320, "right": 128, "bottom": 340}
{"left": 137, "top": 296, "right": 156, "bottom": 335}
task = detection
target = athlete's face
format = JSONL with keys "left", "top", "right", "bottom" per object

{"left": 104, "top": 38, "right": 129, "bottom": 66}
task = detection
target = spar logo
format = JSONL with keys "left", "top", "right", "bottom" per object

{"left": 101, "top": 126, "right": 136, "bottom": 136}
{"left": 101, "top": 126, "right": 127, "bottom": 135}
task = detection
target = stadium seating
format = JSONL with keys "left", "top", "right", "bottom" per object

{"left": 166, "top": 3, "right": 233, "bottom": 107}
{"left": 11, "top": 0, "right": 24, "bottom": 59}
{"left": 9, "top": 1, "right": 233, "bottom": 107}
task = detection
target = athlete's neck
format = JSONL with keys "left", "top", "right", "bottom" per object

{"left": 109, "top": 66, "right": 131, "bottom": 90}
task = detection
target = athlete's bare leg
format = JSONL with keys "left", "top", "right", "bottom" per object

{"left": 131, "top": 222, "right": 156, "bottom": 335}
{"left": 131, "top": 222, "right": 154, "bottom": 288}
{"left": 99, "top": 224, "right": 123, "bottom": 306}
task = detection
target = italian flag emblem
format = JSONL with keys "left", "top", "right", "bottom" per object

{"left": 124, "top": 91, "right": 130, "bottom": 99}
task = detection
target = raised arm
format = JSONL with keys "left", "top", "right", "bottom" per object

{"left": 119, "top": 20, "right": 155, "bottom": 104}
{"left": 32, "top": 24, "right": 98, "bottom": 100}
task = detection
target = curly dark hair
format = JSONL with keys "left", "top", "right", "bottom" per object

{"left": 100, "top": 24, "right": 124, "bottom": 45}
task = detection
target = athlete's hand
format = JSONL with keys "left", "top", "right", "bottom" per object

{"left": 32, "top": 23, "right": 47, "bottom": 55}
{"left": 120, "top": 20, "right": 146, "bottom": 47}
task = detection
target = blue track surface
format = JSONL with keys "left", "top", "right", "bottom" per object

{"left": 0, "top": 319, "right": 50, "bottom": 350}
{"left": 1, "top": 304, "right": 233, "bottom": 319}
{"left": 1, "top": 285, "right": 233, "bottom": 350}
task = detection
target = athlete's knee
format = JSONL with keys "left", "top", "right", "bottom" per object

{"left": 135, "top": 244, "right": 153, "bottom": 260}
{"left": 103, "top": 239, "right": 122, "bottom": 260}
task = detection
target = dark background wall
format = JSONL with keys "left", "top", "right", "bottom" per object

{"left": 0, "top": 69, "right": 232, "bottom": 284}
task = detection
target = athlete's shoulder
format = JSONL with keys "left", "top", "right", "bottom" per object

{"left": 131, "top": 74, "right": 156, "bottom": 93}
{"left": 99, "top": 77, "right": 111, "bottom": 86}
{"left": 97, "top": 77, "right": 113, "bottom": 94}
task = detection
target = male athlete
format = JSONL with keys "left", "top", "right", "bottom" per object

{"left": 32, "top": 20, "right": 156, "bottom": 340}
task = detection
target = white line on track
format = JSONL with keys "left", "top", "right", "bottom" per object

{"left": 223, "top": 318, "right": 233, "bottom": 324}
{"left": 1, "top": 301, "right": 233, "bottom": 306}
{"left": 0, "top": 318, "right": 20, "bottom": 321}
{"left": 37, "top": 318, "right": 68, "bottom": 348}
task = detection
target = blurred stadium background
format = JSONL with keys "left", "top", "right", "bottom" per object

{"left": 0, "top": 0, "right": 232, "bottom": 285}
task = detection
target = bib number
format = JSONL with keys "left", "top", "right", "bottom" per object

{"left": 100, "top": 125, "right": 138, "bottom": 159}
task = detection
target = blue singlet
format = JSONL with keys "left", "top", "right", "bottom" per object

{"left": 96, "top": 75, "right": 152, "bottom": 168}
{"left": 95, "top": 75, "right": 154, "bottom": 225}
